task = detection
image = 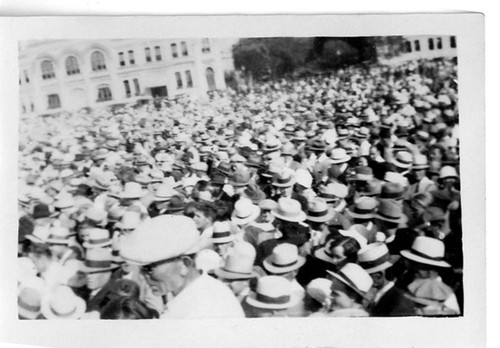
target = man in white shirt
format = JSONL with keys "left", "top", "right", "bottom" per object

{"left": 119, "top": 215, "right": 244, "bottom": 319}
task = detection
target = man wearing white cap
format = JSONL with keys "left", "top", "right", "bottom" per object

{"left": 119, "top": 215, "right": 244, "bottom": 319}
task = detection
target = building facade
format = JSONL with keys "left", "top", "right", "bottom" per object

{"left": 378, "top": 35, "right": 457, "bottom": 65}
{"left": 18, "top": 38, "right": 231, "bottom": 116}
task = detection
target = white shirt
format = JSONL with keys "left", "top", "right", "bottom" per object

{"left": 161, "top": 273, "right": 244, "bottom": 319}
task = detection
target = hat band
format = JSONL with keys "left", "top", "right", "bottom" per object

{"left": 320, "top": 193, "right": 340, "bottom": 200}
{"left": 236, "top": 211, "right": 252, "bottom": 220}
{"left": 213, "top": 231, "right": 231, "bottom": 239}
{"left": 256, "top": 293, "right": 290, "bottom": 305}
{"left": 354, "top": 207, "right": 375, "bottom": 215}
{"left": 222, "top": 267, "right": 253, "bottom": 276}
{"left": 111, "top": 250, "right": 120, "bottom": 256}
{"left": 395, "top": 158, "right": 412, "bottom": 165}
{"left": 274, "top": 177, "right": 292, "bottom": 185}
{"left": 409, "top": 248, "right": 445, "bottom": 262}
{"left": 50, "top": 304, "right": 77, "bottom": 318}
{"left": 18, "top": 299, "right": 41, "bottom": 312}
{"left": 336, "top": 270, "right": 362, "bottom": 293}
{"left": 380, "top": 191, "right": 403, "bottom": 199}
{"left": 88, "top": 237, "right": 111, "bottom": 245}
{"left": 85, "top": 259, "right": 112, "bottom": 268}
{"left": 359, "top": 255, "right": 390, "bottom": 270}
{"left": 307, "top": 209, "right": 329, "bottom": 218}
{"left": 376, "top": 211, "right": 401, "bottom": 221}
{"left": 271, "top": 259, "right": 298, "bottom": 268}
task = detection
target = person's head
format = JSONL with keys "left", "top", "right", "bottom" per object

{"left": 329, "top": 277, "right": 364, "bottom": 309}
{"left": 192, "top": 201, "right": 216, "bottom": 232}
{"left": 86, "top": 270, "right": 113, "bottom": 291}
{"left": 100, "top": 296, "right": 158, "bottom": 319}
{"left": 258, "top": 199, "right": 277, "bottom": 223}
{"left": 27, "top": 243, "right": 52, "bottom": 274}
{"left": 327, "top": 263, "right": 373, "bottom": 309}
{"left": 119, "top": 215, "right": 201, "bottom": 297}
{"left": 321, "top": 235, "right": 361, "bottom": 270}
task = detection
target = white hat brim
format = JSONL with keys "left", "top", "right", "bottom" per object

{"left": 374, "top": 213, "right": 408, "bottom": 224}
{"left": 364, "top": 261, "right": 394, "bottom": 274}
{"left": 326, "top": 270, "right": 368, "bottom": 298}
{"left": 306, "top": 208, "right": 336, "bottom": 223}
{"left": 329, "top": 156, "right": 351, "bottom": 165}
{"left": 314, "top": 247, "right": 335, "bottom": 264}
{"left": 263, "top": 256, "right": 306, "bottom": 274}
{"left": 245, "top": 290, "right": 302, "bottom": 310}
{"left": 400, "top": 250, "right": 451, "bottom": 268}
{"left": 271, "top": 210, "right": 307, "bottom": 223}
{"left": 18, "top": 304, "right": 41, "bottom": 319}
{"left": 345, "top": 209, "right": 374, "bottom": 219}
{"left": 213, "top": 268, "right": 258, "bottom": 280}
{"left": 393, "top": 160, "right": 412, "bottom": 169}
{"left": 82, "top": 241, "right": 112, "bottom": 249}
{"left": 41, "top": 296, "right": 86, "bottom": 320}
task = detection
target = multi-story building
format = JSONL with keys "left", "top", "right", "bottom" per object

{"left": 378, "top": 35, "right": 457, "bottom": 65}
{"left": 18, "top": 38, "right": 233, "bottom": 116}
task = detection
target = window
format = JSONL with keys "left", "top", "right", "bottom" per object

{"left": 24, "top": 70, "right": 30, "bottom": 83}
{"left": 428, "top": 38, "right": 435, "bottom": 50}
{"left": 97, "top": 86, "right": 112, "bottom": 102}
{"left": 155, "top": 46, "right": 162, "bottom": 61}
{"left": 437, "top": 37, "right": 443, "bottom": 49}
{"left": 201, "top": 38, "right": 211, "bottom": 53}
{"left": 414, "top": 40, "right": 421, "bottom": 51}
{"left": 124, "top": 80, "right": 131, "bottom": 98}
{"left": 181, "top": 41, "right": 188, "bottom": 56}
{"left": 145, "top": 47, "right": 152, "bottom": 62}
{"left": 450, "top": 36, "right": 457, "bottom": 48}
{"left": 119, "top": 52, "right": 125, "bottom": 66}
{"left": 48, "top": 94, "right": 61, "bottom": 109}
{"left": 185, "top": 70, "right": 193, "bottom": 88}
{"left": 404, "top": 41, "right": 412, "bottom": 53}
{"left": 41, "top": 60, "right": 56, "bottom": 80}
{"left": 128, "top": 50, "right": 135, "bottom": 65}
{"left": 91, "top": 51, "right": 107, "bottom": 71}
{"left": 175, "top": 72, "right": 183, "bottom": 89}
{"left": 171, "top": 43, "right": 178, "bottom": 58}
{"left": 65, "top": 56, "right": 80, "bottom": 75}
{"left": 206, "top": 67, "right": 216, "bottom": 91}
{"left": 133, "top": 78, "right": 140, "bottom": 96}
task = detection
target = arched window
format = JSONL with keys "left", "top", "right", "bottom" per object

{"left": 65, "top": 56, "right": 80, "bottom": 75}
{"left": 41, "top": 60, "right": 56, "bottom": 80}
{"left": 97, "top": 85, "right": 112, "bottom": 102}
{"left": 206, "top": 67, "right": 216, "bottom": 91}
{"left": 91, "top": 51, "right": 107, "bottom": 71}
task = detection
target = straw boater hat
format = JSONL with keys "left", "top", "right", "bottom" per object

{"left": 231, "top": 198, "right": 261, "bottom": 226}
{"left": 246, "top": 275, "right": 302, "bottom": 310}
{"left": 41, "top": 285, "right": 86, "bottom": 320}
{"left": 380, "top": 182, "right": 405, "bottom": 200}
{"left": 263, "top": 243, "right": 306, "bottom": 274}
{"left": 392, "top": 151, "right": 413, "bottom": 169}
{"left": 318, "top": 183, "right": 349, "bottom": 202}
{"left": 329, "top": 148, "right": 351, "bottom": 164}
{"left": 271, "top": 198, "right": 306, "bottom": 222}
{"left": 214, "top": 242, "right": 258, "bottom": 280}
{"left": 262, "top": 138, "right": 282, "bottom": 154}
{"left": 405, "top": 278, "right": 456, "bottom": 308}
{"left": 119, "top": 182, "right": 147, "bottom": 199}
{"left": 438, "top": 166, "right": 459, "bottom": 181}
{"left": 271, "top": 170, "right": 296, "bottom": 188}
{"left": 82, "top": 228, "right": 112, "bottom": 249}
{"left": 338, "top": 225, "right": 368, "bottom": 248}
{"left": 357, "top": 242, "right": 397, "bottom": 274}
{"left": 46, "top": 226, "right": 73, "bottom": 245}
{"left": 352, "top": 166, "right": 374, "bottom": 182}
{"left": 346, "top": 197, "right": 378, "bottom": 220}
{"left": 326, "top": 263, "right": 373, "bottom": 298}
{"left": 81, "top": 247, "right": 119, "bottom": 273}
{"left": 18, "top": 286, "right": 43, "bottom": 320}
{"left": 374, "top": 199, "right": 408, "bottom": 224}
{"left": 412, "top": 154, "right": 430, "bottom": 170}
{"left": 306, "top": 278, "right": 333, "bottom": 304}
{"left": 211, "top": 221, "right": 235, "bottom": 244}
{"left": 306, "top": 198, "right": 335, "bottom": 223}
{"left": 153, "top": 184, "right": 178, "bottom": 202}
{"left": 400, "top": 236, "right": 451, "bottom": 268}
{"left": 229, "top": 169, "right": 252, "bottom": 187}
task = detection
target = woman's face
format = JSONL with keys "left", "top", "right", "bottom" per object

{"left": 330, "top": 246, "right": 347, "bottom": 268}
{"left": 330, "top": 287, "right": 355, "bottom": 309}
{"left": 193, "top": 210, "right": 212, "bottom": 231}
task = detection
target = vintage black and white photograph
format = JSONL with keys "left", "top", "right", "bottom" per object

{"left": 16, "top": 36, "right": 462, "bottom": 320}
{"left": 0, "top": 13, "right": 485, "bottom": 348}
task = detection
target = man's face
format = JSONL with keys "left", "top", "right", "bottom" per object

{"left": 193, "top": 210, "right": 212, "bottom": 231}
{"left": 86, "top": 271, "right": 112, "bottom": 290}
{"left": 413, "top": 168, "right": 426, "bottom": 181}
{"left": 48, "top": 244, "right": 67, "bottom": 258}
{"left": 142, "top": 258, "right": 186, "bottom": 296}
{"left": 259, "top": 209, "right": 274, "bottom": 223}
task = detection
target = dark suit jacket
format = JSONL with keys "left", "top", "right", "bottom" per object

{"left": 370, "top": 285, "right": 416, "bottom": 317}
{"left": 86, "top": 279, "right": 117, "bottom": 313}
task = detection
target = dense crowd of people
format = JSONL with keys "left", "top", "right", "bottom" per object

{"left": 17, "top": 57, "right": 462, "bottom": 320}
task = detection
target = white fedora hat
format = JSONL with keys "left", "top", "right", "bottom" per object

{"left": 41, "top": 285, "right": 86, "bottom": 320}
{"left": 392, "top": 151, "right": 413, "bottom": 169}
{"left": 306, "top": 198, "right": 335, "bottom": 223}
{"left": 357, "top": 242, "right": 396, "bottom": 274}
{"left": 231, "top": 198, "right": 261, "bottom": 226}
{"left": 18, "top": 287, "right": 42, "bottom": 320}
{"left": 263, "top": 243, "right": 306, "bottom": 274}
{"left": 271, "top": 198, "right": 306, "bottom": 222}
{"left": 329, "top": 148, "right": 351, "bottom": 164}
{"left": 119, "top": 182, "right": 147, "bottom": 199}
{"left": 211, "top": 221, "right": 235, "bottom": 244}
{"left": 400, "top": 236, "right": 451, "bottom": 268}
{"left": 245, "top": 275, "right": 302, "bottom": 310}
{"left": 214, "top": 242, "right": 258, "bottom": 280}
{"left": 82, "top": 228, "right": 112, "bottom": 249}
{"left": 327, "top": 263, "right": 373, "bottom": 297}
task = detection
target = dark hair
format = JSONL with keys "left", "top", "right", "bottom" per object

{"left": 28, "top": 243, "right": 52, "bottom": 258}
{"left": 110, "top": 279, "right": 141, "bottom": 299}
{"left": 328, "top": 235, "right": 361, "bottom": 264}
{"left": 100, "top": 297, "right": 159, "bottom": 320}
{"left": 192, "top": 201, "right": 217, "bottom": 221}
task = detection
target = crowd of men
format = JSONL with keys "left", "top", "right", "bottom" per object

{"left": 17, "top": 57, "right": 462, "bottom": 319}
